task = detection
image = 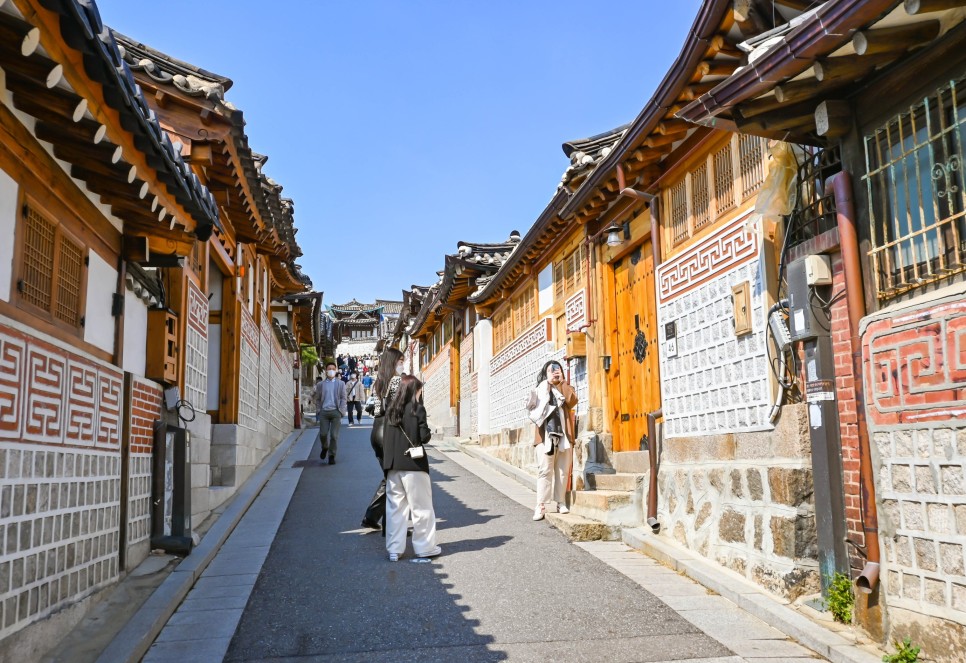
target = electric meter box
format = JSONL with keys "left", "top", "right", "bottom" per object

{"left": 787, "top": 257, "right": 828, "bottom": 342}
{"left": 804, "top": 254, "right": 833, "bottom": 286}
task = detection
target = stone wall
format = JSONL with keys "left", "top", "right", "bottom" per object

{"left": 657, "top": 212, "right": 771, "bottom": 438}
{"left": 0, "top": 318, "right": 122, "bottom": 641}
{"left": 652, "top": 403, "right": 818, "bottom": 599}
{"left": 459, "top": 332, "right": 474, "bottom": 438}
{"left": 421, "top": 344, "right": 453, "bottom": 435}
{"left": 865, "top": 286, "right": 966, "bottom": 661}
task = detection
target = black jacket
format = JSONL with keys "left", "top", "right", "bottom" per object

{"left": 382, "top": 403, "right": 432, "bottom": 473}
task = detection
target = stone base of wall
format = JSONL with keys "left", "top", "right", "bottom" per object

{"left": 653, "top": 403, "right": 818, "bottom": 600}
{"left": 884, "top": 606, "right": 966, "bottom": 663}
{"left": 209, "top": 420, "right": 288, "bottom": 490}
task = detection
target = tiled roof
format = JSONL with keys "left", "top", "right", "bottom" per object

{"left": 558, "top": 123, "right": 630, "bottom": 191}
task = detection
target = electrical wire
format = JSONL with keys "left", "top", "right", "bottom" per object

{"left": 175, "top": 399, "right": 196, "bottom": 426}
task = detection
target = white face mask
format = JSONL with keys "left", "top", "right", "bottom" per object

{"left": 395, "top": 364, "right": 405, "bottom": 376}
{"left": 326, "top": 370, "right": 336, "bottom": 378}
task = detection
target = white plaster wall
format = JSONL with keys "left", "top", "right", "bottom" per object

{"left": 84, "top": 251, "right": 117, "bottom": 355}
{"left": 208, "top": 267, "right": 223, "bottom": 309}
{"left": 122, "top": 290, "right": 147, "bottom": 376}
{"left": 207, "top": 323, "right": 222, "bottom": 411}
{"left": 0, "top": 167, "right": 18, "bottom": 302}
{"left": 658, "top": 258, "right": 771, "bottom": 438}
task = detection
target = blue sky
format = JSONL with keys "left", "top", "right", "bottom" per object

{"left": 97, "top": 0, "right": 702, "bottom": 305}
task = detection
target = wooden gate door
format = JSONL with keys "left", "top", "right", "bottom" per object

{"left": 610, "top": 242, "right": 661, "bottom": 452}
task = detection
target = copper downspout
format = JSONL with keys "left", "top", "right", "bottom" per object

{"left": 828, "top": 172, "right": 880, "bottom": 593}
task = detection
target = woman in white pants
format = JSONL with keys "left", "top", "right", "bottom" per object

{"left": 526, "top": 360, "right": 578, "bottom": 521}
{"left": 382, "top": 374, "right": 440, "bottom": 561}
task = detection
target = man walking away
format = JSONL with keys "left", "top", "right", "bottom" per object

{"left": 315, "top": 362, "right": 347, "bottom": 464}
{"left": 346, "top": 372, "right": 365, "bottom": 425}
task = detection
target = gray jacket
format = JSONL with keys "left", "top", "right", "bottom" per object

{"left": 314, "top": 378, "right": 347, "bottom": 415}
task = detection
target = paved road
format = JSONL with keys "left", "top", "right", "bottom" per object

{"left": 222, "top": 422, "right": 731, "bottom": 663}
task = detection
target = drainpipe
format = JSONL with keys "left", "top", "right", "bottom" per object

{"left": 828, "top": 172, "right": 880, "bottom": 593}
{"left": 646, "top": 409, "right": 662, "bottom": 533}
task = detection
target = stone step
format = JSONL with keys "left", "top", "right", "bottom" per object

{"left": 573, "top": 489, "right": 633, "bottom": 511}
{"left": 570, "top": 489, "right": 641, "bottom": 527}
{"left": 587, "top": 472, "right": 645, "bottom": 492}
{"left": 545, "top": 512, "right": 620, "bottom": 542}
{"left": 613, "top": 451, "right": 649, "bottom": 474}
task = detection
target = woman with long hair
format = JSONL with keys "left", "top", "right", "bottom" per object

{"left": 525, "top": 360, "right": 578, "bottom": 521}
{"left": 383, "top": 374, "right": 440, "bottom": 561}
{"left": 359, "top": 348, "right": 405, "bottom": 531}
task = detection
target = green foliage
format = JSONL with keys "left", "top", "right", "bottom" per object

{"left": 882, "top": 637, "right": 921, "bottom": 663}
{"left": 825, "top": 572, "right": 854, "bottom": 624}
{"left": 300, "top": 344, "right": 319, "bottom": 366}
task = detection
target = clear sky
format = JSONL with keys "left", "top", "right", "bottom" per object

{"left": 97, "top": 0, "right": 702, "bottom": 305}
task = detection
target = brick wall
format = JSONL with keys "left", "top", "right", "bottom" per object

{"left": 827, "top": 252, "right": 865, "bottom": 570}
{"left": 862, "top": 287, "right": 966, "bottom": 657}
{"left": 125, "top": 377, "right": 161, "bottom": 569}
{"left": 421, "top": 345, "right": 452, "bottom": 435}
{"left": 0, "top": 319, "right": 121, "bottom": 640}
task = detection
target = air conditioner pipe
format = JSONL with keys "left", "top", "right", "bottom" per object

{"left": 828, "top": 172, "right": 880, "bottom": 593}
{"left": 646, "top": 409, "right": 663, "bottom": 533}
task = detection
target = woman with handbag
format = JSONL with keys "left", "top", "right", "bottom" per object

{"left": 525, "top": 360, "right": 578, "bottom": 521}
{"left": 383, "top": 374, "right": 440, "bottom": 562}
{"left": 359, "top": 348, "right": 404, "bottom": 531}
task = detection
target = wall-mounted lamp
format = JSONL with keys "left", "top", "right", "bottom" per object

{"left": 602, "top": 355, "right": 612, "bottom": 371}
{"left": 605, "top": 222, "right": 624, "bottom": 247}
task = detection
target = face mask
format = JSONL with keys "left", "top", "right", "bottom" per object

{"left": 395, "top": 364, "right": 405, "bottom": 376}
{"left": 326, "top": 370, "right": 336, "bottom": 378}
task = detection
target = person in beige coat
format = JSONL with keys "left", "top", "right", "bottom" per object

{"left": 525, "top": 360, "right": 578, "bottom": 521}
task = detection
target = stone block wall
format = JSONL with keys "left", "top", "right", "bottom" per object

{"left": 657, "top": 213, "right": 771, "bottom": 438}
{"left": 0, "top": 319, "right": 122, "bottom": 641}
{"left": 459, "top": 332, "right": 473, "bottom": 438}
{"left": 653, "top": 403, "right": 819, "bottom": 599}
{"left": 422, "top": 346, "right": 454, "bottom": 436}
{"left": 864, "top": 287, "right": 966, "bottom": 659}
{"left": 125, "top": 377, "right": 161, "bottom": 570}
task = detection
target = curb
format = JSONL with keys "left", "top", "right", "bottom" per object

{"left": 96, "top": 428, "right": 306, "bottom": 663}
{"left": 445, "top": 438, "right": 882, "bottom": 663}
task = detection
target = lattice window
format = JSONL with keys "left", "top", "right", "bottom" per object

{"left": 670, "top": 179, "right": 689, "bottom": 243}
{"left": 713, "top": 143, "right": 735, "bottom": 215}
{"left": 19, "top": 204, "right": 87, "bottom": 330}
{"left": 739, "top": 134, "right": 766, "bottom": 200}
{"left": 56, "top": 236, "right": 83, "bottom": 327}
{"left": 692, "top": 162, "right": 711, "bottom": 231}
{"left": 864, "top": 74, "right": 966, "bottom": 300}
{"left": 553, "top": 261, "right": 564, "bottom": 303}
{"left": 493, "top": 307, "right": 512, "bottom": 352}
{"left": 22, "top": 207, "right": 55, "bottom": 311}
{"left": 558, "top": 244, "right": 585, "bottom": 298}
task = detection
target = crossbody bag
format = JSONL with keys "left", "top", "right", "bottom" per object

{"left": 395, "top": 425, "right": 425, "bottom": 459}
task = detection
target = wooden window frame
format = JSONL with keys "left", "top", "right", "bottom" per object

{"left": 14, "top": 196, "right": 89, "bottom": 337}
{"left": 662, "top": 134, "right": 768, "bottom": 253}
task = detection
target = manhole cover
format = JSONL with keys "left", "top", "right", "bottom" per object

{"left": 292, "top": 459, "right": 327, "bottom": 468}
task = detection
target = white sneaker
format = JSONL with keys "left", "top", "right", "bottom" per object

{"left": 532, "top": 505, "right": 545, "bottom": 521}
{"left": 388, "top": 553, "right": 399, "bottom": 562}
{"left": 558, "top": 504, "right": 570, "bottom": 514}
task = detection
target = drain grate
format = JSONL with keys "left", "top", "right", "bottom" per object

{"left": 292, "top": 459, "right": 327, "bottom": 468}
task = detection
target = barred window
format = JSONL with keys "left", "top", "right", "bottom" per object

{"left": 558, "top": 244, "right": 585, "bottom": 297}
{"left": 18, "top": 204, "right": 87, "bottom": 331}
{"left": 864, "top": 74, "right": 966, "bottom": 300}
{"left": 663, "top": 135, "right": 767, "bottom": 249}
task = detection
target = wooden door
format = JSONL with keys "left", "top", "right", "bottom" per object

{"left": 610, "top": 241, "right": 661, "bottom": 452}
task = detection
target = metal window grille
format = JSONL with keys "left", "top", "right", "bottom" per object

{"left": 670, "top": 179, "right": 689, "bottom": 244}
{"left": 22, "top": 207, "right": 55, "bottom": 312}
{"left": 787, "top": 145, "right": 842, "bottom": 250}
{"left": 55, "top": 235, "right": 83, "bottom": 326}
{"left": 692, "top": 161, "right": 711, "bottom": 231}
{"left": 739, "top": 135, "right": 766, "bottom": 199}
{"left": 714, "top": 143, "right": 736, "bottom": 215}
{"left": 864, "top": 75, "right": 966, "bottom": 299}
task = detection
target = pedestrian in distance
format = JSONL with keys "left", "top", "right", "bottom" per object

{"left": 360, "top": 348, "right": 404, "bottom": 532}
{"left": 362, "top": 372, "right": 374, "bottom": 399}
{"left": 315, "top": 361, "right": 347, "bottom": 465}
{"left": 525, "top": 360, "right": 578, "bottom": 521}
{"left": 383, "top": 374, "right": 440, "bottom": 562}
{"left": 345, "top": 372, "right": 365, "bottom": 425}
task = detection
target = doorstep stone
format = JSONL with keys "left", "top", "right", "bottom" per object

{"left": 545, "top": 512, "right": 620, "bottom": 541}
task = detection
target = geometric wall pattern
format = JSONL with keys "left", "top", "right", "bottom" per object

{"left": 184, "top": 279, "right": 208, "bottom": 412}
{"left": 238, "top": 307, "right": 260, "bottom": 431}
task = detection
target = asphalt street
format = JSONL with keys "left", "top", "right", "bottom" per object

{"left": 223, "top": 421, "right": 734, "bottom": 663}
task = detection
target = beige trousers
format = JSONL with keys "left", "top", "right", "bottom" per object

{"left": 386, "top": 470, "right": 439, "bottom": 556}
{"left": 536, "top": 445, "right": 572, "bottom": 507}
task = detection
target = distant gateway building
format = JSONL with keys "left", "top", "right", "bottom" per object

{"left": 328, "top": 299, "right": 402, "bottom": 356}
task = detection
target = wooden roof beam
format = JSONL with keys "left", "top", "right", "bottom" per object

{"left": 853, "top": 20, "right": 940, "bottom": 56}
{"left": 904, "top": 0, "right": 966, "bottom": 15}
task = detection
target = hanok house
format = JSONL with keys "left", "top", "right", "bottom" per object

{"left": 328, "top": 299, "right": 401, "bottom": 358}
{"left": 406, "top": 234, "right": 520, "bottom": 438}
{"left": 0, "top": 0, "right": 311, "bottom": 656}
{"left": 116, "top": 32, "right": 312, "bottom": 505}
{"left": 677, "top": 0, "right": 966, "bottom": 656}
